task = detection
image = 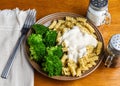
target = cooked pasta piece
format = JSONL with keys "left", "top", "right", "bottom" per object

{"left": 62, "top": 28, "right": 70, "bottom": 33}
{"left": 81, "top": 66, "right": 89, "bottom": 71}
{"left": 56, "top": 32, "right": 62, "bottom": 43}
{"left": 54, "top": 22, "right": 61, "bottom": 30}
{"left": 61, "top": 54, "right": 68, "bottom": 66}
{"left": 65, "top": 16, "right": 76, "bottom": 23}
{"left": 95, "top": 41, "right": 102, "bottom": 55}
{"left": 64, "top": 21, "right": 73, "bottom": 28}
{"left": 48, "top": 20, "right": 57, "bottom": 29}
{"left": 83, "top": 55, "right": 89, "bottom": 63}
{"left": 59, "top": 24, "right": 66, "bottom": 32}
{"left": 68, "top": 63, "right": 76, "bottom": 76}
{"left": 67, "top": 58, "right": 75, "bottom": 64}
{"left": 78, "top": 58, "right": 83, "bottom": 65}
{"left": 92, "top": 55, "right": 99, "bottom": 61}
{"left": 56, "top": 36, "right": 61, "bottom": 43}
{"left": 57, "top": 31, "right": 62, "bottom": 37}
{"left": 58, "top": 20, "right": 65, "bottom": 24}
{"left": 76, "top": 68, "right": 82, "bottom": 77}
{"left": 62, "top": 67, "right": 71, "bottom": 76}
{"left": 90, "top": 61, "right": 96, "bottom": 66}
{"left": 66, "top": 16, "right": 76, "bottom": 24}
{"left": 66, "top": 16, "right": 72, "bottom": 21}
{"left": 61, "top": 41, "right": 67, "bottom": 47}
{"left": 76, "top": 17, "right": 87, "bottom": 23}
{"left": 54, "top": 20, "right": 65, "bottom": 30}
{"left": 76, "top": 22, "right": 91, "bottom": 34}
{"left": 86, "top": 45, "right": 95, "bottom": 54}
{"left": 78, "top": 58, "right": 86, "bottom": 69}
{"left": 62, "top": 47, "right": 68, "bottom": 52}
{"left": 88, "top": 53, "right": 96, "bottom": 58}
{"left": 86, "top": 63, "right": 93, "bottom": 68}
{"left": 91, "top": 33, "right": 97, "bottom": 38}
{"left": 84, "top": 23, "right": 95, "bottom": 33}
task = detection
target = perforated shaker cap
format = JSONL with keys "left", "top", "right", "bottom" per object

{"left": 90, "top": 0, "right": 108, "bottom": 11}
{"left": 109, "top": 34, "right": 120, "bottom": 55}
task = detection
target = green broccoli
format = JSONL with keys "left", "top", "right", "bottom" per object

{"left": 27, "top": 24, "right": 64, "bottom": 77}
{"left": 47, "top": 45, "right": 63, "bottom": 59}
{"left": 27, "top": 33, "right": 42, "bottom": 45}
{"left": 27, "top": 34, "right": 46, "bottom": 62}
{"left": 42, "top": 55, "right": 62, "bottom": 76}
{"left": 44, "top": 30, "right": 57, "bottom": 47}
{"left": 42, "top": 45, "right": 63, "bottom": 76}
{"left": 32, "top": 24, "right": 48, "bottom": 36}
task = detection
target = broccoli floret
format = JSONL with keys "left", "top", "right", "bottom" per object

{"left": 27, "top": 24, "right": 64, "bottom": 77}
{"left": 42, "top": 55, "right": 62, "bottom": 76}
{"left": 27, "top": 34, "right": 46, "bottom": 62}
{"left": 42, "top": 45, "right": 63, "bottom": 76}
{"left": 32, "top": 24, "right": 57, "bottom": 47}
{"left": 44, "top": 30, "right": 57, "bottom": 47}
{"left": 32, "top": 24, "right": 48, "bottom": 36}
{"left": 47, "top": 45, "right": 63, "bottom": 59}
{"left": 27, "top": 34, "right": 42, "bottom": 45}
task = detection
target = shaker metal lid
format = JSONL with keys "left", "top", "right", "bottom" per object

{"left": 109, "top": 34, "right": 120, "bottom": 54}
{"left": 90, "top": 0, "right": 108, "bottom": 11}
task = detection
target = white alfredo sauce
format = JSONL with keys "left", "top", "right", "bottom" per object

{"left": 61, "top": 26, "right": 98, "bottom": 63}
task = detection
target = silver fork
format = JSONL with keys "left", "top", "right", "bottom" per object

{"left": 1, "top": 9, "right": 36, "bottom": 79}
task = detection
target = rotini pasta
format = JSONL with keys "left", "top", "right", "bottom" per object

{"left": 61, "top": 54, "right": 68, "bottom": 66}
{"left": 48, "top": 20, "right": 57, "bottom": 29}
{"left": 76, "top": 68, "right": 82, "bottom": 77}
{"left": 95, "top": 41, "right": 102, "bottom": 55}
{"left": 68, "top": 63, "right": 76, "bottom": 76}
{"left": 76, "top": 17, "right": 87, "bottom": 23}
{"left": 84, "top": 23, "right": 95, "bottom": 33}
{"left": 62, "top": 67, "right": 71, "bottom": 76}
{"left": 76, "top": 22, "right": 91, "bottom": 34}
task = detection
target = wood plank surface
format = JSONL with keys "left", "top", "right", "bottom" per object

{"left": 0, "top": 0, "right": 120, "bottom": 86}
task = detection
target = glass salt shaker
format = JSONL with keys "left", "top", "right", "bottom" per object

{"left": 87, "top": 0, "right": 111, "bottom": 26}
{"left": 105, "top": 34, "right": 120, "bottom": 68}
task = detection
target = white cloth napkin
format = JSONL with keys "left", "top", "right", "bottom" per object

{"left": 0, "top": 8, "right": 34, "bottom": 86}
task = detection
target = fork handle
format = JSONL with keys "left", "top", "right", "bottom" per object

{"left": 1, "top": 34, "right": 25, "bottom": 79}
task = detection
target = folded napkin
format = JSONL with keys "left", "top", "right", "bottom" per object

{"left": 0, "top": 8, "right": 34, "bottom": 86}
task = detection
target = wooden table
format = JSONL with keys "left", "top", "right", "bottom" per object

{"left": 0, "top": 0, "right": 120, "bottom": 86}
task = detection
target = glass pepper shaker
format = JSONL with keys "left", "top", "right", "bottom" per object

{"left": 87, "top": 0, "right": 111, "bottom": 26}
{"left": 104, "top": 34, "right": 120, "bottom": 68}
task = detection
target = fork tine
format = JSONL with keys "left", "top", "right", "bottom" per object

{"left": 26, "top": 10, "right": 36, "bottom": 28}
{"left": 24, "top": 11, "right": 31, "bottom": 28}
{"left": 21, "top": 10, "right": 36, "bottom": 33}
{"left": 30, "top": 9, "right": 36, "bottom": 25}
{"left": 24, "top": 10, "right": 33, "bottom": 28}
{"left": 31, "top": 10, "right": 36, "bottom": 25}
{"left": 26, "top": 10, "right": 35, "bottom": 28}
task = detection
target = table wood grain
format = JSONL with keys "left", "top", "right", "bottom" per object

{"left": 0, "top": 0, "right": 120, "bottom": 86}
